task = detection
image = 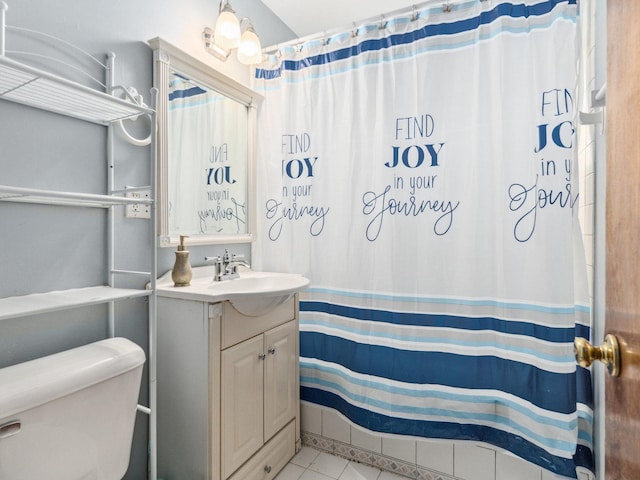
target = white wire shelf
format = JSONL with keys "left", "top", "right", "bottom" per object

{"left": 0, "top": 55, "right": 154, "bottom": 125}
{"left": 0, "top": 185, "right": 153, "bottom": 208}
{"left": 0, "top": 286, "right": 152, "bottom": 321}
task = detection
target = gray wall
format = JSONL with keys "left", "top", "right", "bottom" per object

{"left": 0, "top": 1, "right": 293, "bottom": 478}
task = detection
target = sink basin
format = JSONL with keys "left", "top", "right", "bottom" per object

{"left": 156, "top": 266, "right": 310, "bottom": 316}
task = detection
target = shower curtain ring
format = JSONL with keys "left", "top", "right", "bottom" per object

{"left": 443, "top": 2, "right": 452, "bottom": 12}
{"left": 379, "top": 15, "right": 387, "bottom": 30}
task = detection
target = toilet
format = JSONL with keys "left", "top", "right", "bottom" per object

{"left": 0, "top": 337, "right": 146, "bottom": 480}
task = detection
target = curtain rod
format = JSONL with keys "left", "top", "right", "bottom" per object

{"left": 263, "top": 0, "right": 481, "bottom": 54}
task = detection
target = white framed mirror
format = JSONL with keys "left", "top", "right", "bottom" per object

{"left": 149, "top": 37, "right": 262, "bottom": 247}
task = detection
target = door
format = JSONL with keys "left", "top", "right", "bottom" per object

{"left": 604, "top": 1, "right": 640, "bottom": 478}
{"left": 221, "top": 335, "right": 264, "bottom": 478}
{"left": 264, "top": 321, "right": 298, "bottom": 440}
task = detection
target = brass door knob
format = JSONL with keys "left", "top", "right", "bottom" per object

{"left": 574, "top": 334, "right": 620, "bottom": 377}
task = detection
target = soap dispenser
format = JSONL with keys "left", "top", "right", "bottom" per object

{"left": 172, "top": 235, "right": 192, "bottom": 287}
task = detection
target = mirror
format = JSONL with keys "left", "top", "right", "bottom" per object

{"left": 149, "top": 38, "right": 262, "bottom": 246}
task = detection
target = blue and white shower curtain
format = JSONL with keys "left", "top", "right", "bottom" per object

{"left": 252, "top": 0, "right": 593, "bottom": 477}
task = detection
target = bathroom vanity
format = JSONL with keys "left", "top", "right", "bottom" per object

{"left": 150, "top": 39, "right": 305, "bottom": 479}
{"left": 156, "top": 267, "right": 308, "bottom": 480}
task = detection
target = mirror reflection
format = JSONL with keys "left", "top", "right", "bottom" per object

{"left": 149, "top": 37, "right": 261, "bottom": 247}
{"left": 168, "top": 72, "right": 248, "bottom": 236}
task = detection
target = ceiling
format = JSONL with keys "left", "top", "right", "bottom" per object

{"left": 261, "top": 0, "right": 420, "bottom": 39}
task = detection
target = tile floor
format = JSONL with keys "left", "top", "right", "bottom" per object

{"left": 276, "top": 446, "right": 408, "bottom": 480}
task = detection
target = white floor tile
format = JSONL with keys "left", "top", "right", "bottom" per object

{"left": 308, "top": 452, "right": 349, "bottom": 479}
{"left": 300, "top": 469, "right": 337, "bottom": 480}
{"left": 291, "top": 446, "right": 321, "bottom": 469}
{"left": 339, "top": 462, "right": 382, "bottom": 480}
{"left": 275, "top": 463, "right": 306, "bottom": 480}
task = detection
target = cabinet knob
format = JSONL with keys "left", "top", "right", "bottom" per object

{"left": 268, "top": 346, "right": 276, "bottom": 355}
{"left": 264, "top": 465, "right": 272, "bottom": 473}
{"left": 258, "top": 353, "right": 266, "bottom": 361}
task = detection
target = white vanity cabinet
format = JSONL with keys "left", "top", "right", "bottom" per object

{"left": 222, "top": 319, "right": 298, "bottom": 478}
{"left": 157, "top": 294, "right": 300, "bottom": 480}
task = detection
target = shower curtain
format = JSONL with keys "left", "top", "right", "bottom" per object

{"left": 252, "top": 0, "right": 593, "bottom": 477}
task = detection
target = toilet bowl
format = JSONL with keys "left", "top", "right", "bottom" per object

{"left": 0, "top": 337, "right": 145, "bottom": 480}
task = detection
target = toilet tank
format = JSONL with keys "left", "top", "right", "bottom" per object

{"left": 0, "top": 337, "right": 145, "bottom": 480}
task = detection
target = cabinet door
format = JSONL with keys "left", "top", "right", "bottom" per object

{"left": 222, "top": 335, "right": 264, "bottom": 478}
{"left": 264, "top": 321, "right": 298, "bottom": 440}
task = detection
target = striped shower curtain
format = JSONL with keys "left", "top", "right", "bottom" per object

{"left": 252, "top": 0, "right": 593, "bottom": 477}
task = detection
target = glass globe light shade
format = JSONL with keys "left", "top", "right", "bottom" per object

{"left": 214, "top": 6, "right": 241, "bottom": 50}
{"left": 237, "top": 26, "right": 262, "bottom": 65}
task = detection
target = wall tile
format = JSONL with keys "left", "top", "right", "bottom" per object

{"left": 416, "top": 438, "right": 454, "bottom": 475}
{"left": 302, "top": 401, "right": 323, "bottom": 435}
{"left": 577, "top": 470, "right": 594, "bottom": 480}
{"left": 585, "top": 172, "right": 596, "bottom": 208}
{"left": 584, "top": 141, "right": 596, "bottom": 178}
{"left": 495, "top": 451, "right": 541, "bottom": 480}
{"left": 378, "top": 472, "right": 407, "bottom": 480}
{"left": 586, "top": 264, "right": 594, "bottom": 299}
{"left": 583, "top": 235, "right": 594, "bottom": 270}
{"left": 579, "top": 173, "right": 587, "bottom": 209}
{"left": 302, "top": 431, "right": 333, "bottom": 448}
{"left": 578, "top": 127, "right": 590, "bottom": 154}
{"left": 582, "top": 203, "right": 594, "bottom": 237}
{"left": 351, "top": 424, "right": 382, "bottom": 453}
{"left": 381, "top": 435, "right": 416, "bottom": 464}
{"left": 322, "top": 409, "right": 351, "bottom": 444}
{"left": 379, "top": 472, "right": 409, "bottom": 480}
{"left": 541, "top": 469, "right": 574, "bottom": 480}
{"left": 453, "top": 443, "right": 495, "bottom": 480}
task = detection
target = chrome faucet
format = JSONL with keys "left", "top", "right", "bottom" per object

{"left": 205, "top": 249, "right": 250, "bottom": 282}
{"left": 204, "top": 254, "right": 223, "bottom": 282}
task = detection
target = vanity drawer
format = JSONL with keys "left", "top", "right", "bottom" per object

{"left": 221, "top": 297, "right": 296, "bottom": 349}
{"left": 227, "top": 420, "right": 295, "bottom": 480}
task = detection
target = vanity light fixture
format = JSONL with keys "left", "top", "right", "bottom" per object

{"left": 203, "top": 0, "right": 263, "bottom": 65}
{"left": 237, "top": 20, "right": 262, "bottom": 65}
{"left": 214, "top": 0, "right": 241, "bottom": 49}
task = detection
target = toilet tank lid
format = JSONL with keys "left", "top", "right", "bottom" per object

{"left": 0, "top": 337, "right": 145, "bottom": 419}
